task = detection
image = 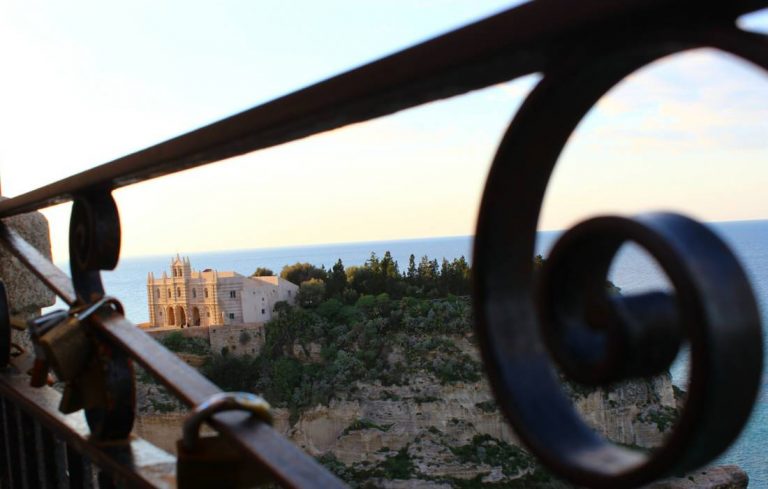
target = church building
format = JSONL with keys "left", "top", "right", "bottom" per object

{"left": 146, "top": 255, "right": 298, "bottom": 328}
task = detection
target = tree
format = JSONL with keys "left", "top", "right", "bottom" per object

{"left": 280, "top": 262, "right": 327, "bottom": 285}
{"left": 347, "top": 256, "right": 384, "bottom": 296}
{"left": 416, "top": 255, "right": 439, "bottom": 294}
{"left": 380, "top": 251, "right": 402, "bottom": 297}
{"left": 440, "top": 256, "right": 471, "bottom": 296}
{"left": 297, "top": 279, "right": 326, "bottom": 307}
{"left": 380, "top": 251, "right": 399, "bottom": 279}
{"left": 325, "top": 259, "right": 347, "bottom": 299}
{"left": 406, "top": 254, "right": 417, "bottom": 283}
{"left": 252, "top": 267, "right": 274, "bottom": 277}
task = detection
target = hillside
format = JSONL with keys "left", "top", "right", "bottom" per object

{"left": 135, "top": 295, "right": 747, "bottom": 488}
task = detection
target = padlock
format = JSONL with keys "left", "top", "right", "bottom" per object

{"left": 38, "top": 314, "right": 93, "bottom": 382}
{"left": 27, "top": 309, "right": 69, "bottom": 387}
{"left": 59, "top": 362, "right": 109, "bottom": 414}
{"left": 177, "top": 392, "right": 274, "bottom": 489}
{"left": 28, "top": 297, "right": 120, "bottom": 385}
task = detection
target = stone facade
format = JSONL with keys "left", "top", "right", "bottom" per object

{"left": 0, "top": 202, "right": 56, "bottom": 352}
{"left": 146, "top": 255, "right": 297, "bottom": 328}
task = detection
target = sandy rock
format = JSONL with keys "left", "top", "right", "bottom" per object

{"left": 647, "top": 465, "right": 748, "bottom": 489}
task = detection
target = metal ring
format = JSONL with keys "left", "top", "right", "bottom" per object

{"left": 537, "top": 214, "right": 693, "bottom": 385}
{"left": 69, "top": 191, "right": 121, "bottom": 304}
{"left": 72, "top": 296, "right": 124, "bottom": 322}
{"left": 183, "top": 392, "right": 273, "bottom": 451}
{"left": 473, "top": 24, "right": 767, "bottom": 488}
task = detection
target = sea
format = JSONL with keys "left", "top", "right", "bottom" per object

{"left": 53, "top": 219, "right": 768, "bottom": 485}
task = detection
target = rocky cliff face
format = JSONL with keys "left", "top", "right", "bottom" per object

{"left": 134, "top": 298, "right": 748, "bottom": 488}
{"left": 135, "top": 349, "right": 745, "bottom": 488}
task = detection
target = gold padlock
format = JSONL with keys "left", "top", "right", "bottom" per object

{"left": 177, "top": 392, "right": 274, "bottom": 488}
{"left": 39, "top": 315, "right": 92, "bottom": 382}
{"left": 31, "top": 297, "right": 121, "bottom": 384}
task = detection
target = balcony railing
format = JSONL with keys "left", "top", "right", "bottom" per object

{"left": 0, "top": 1, "right": 766, "bottom": 488}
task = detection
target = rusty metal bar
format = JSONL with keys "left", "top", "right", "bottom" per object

{"left": 18, "top": 409, "right": 40, "bottom": 489}
{"left": 0, "top": 226, "right": 346, "bottom": 489}
{"left": 0, "top": 0, "right": 763, "bottom": 219}
{"left": 0, "top": 399, "right": 10, "bottom": 488}
{"left": 6, "top": 402, "right": 26, "bottom": 488}
{"left": 33, "top": 422, "right": 62, "bottom": 489}
{"left": 66, "top": 447, "right": 95, "bottom": 489}
{"left": 0, "top": 372, "right": 176, "bottom": 489}
{"left": 0, "top": 225, "right": 76, "bottom": 306}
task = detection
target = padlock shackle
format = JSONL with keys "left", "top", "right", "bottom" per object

{"left": 72, "top": 296, "right": 124, "bottom": 322}
{"left": 183, "top": 392, "right": 272, "bottom": 451}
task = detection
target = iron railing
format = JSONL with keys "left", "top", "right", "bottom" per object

{"left": 0, "top": 0, "right": 766, "bottom": 487}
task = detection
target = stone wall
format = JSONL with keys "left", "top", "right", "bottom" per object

{"left": 0, "top": 202, "right": 56, "bottom": 350}
{"left": 143, "top": 322, "right": 267, "bottom": 357}
{"left": 144, "top": 325, "right": 211, "bottom": 341}
{"left": 209, "top": 323, "right": 266, "bottom": 356}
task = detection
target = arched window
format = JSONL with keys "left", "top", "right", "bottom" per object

{"left": 204, "top": 288, "right": 209, "bottom": 298}
{"left": 167, "top": 288, "right": 171, "bottom": 299}
{"left": 176, "top": 287, "right": 181, "bottom": 297}
{"left": 155, "top": 289, "right": 160, "bottom": 299}
{"left": 192, "top": 288, "right": 197, "bottom": 298}
{"left": 167, "top": 307, "right": 175, "bottom": 326}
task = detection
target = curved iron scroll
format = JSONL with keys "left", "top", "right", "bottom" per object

{"left": 69, "top": 192, "right": 135, "bottom": 440}
{"left": 473, "top": 21, "right": 768, "bottom": 489}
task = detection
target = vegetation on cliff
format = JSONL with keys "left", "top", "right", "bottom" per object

{"left": 201, "top": 294, "right": 479, "bottom": 417}
{"left": 278, "top": 251, "right": 472, "bottom": 305}
{"left": 158, "top": 331, "right": 211, "bottom": 356}
{"left": 137, "top": 252, "right": 689, "bottom": 488}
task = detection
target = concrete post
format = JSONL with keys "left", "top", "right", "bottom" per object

{"left": 0, "top": 199, "right": 57, "bottom": 348}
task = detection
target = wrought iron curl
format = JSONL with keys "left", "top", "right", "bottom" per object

{"left": 69, "top": 191, "right": 121, "bottom": 303}
{"left": 473, "top": 21, "right": 768, "bottom": 489}
{"left": 537, "top": 215, "right": 685, "bottom": 386}
{"left": 68, "top": 191, "right": 135, "bottom": 440}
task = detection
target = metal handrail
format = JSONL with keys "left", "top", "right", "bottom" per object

{"left": 0, "top": 0, "right": 759, "bottom": 219}
{"left": 0, "top": 224, "right": 344, "bottom": 488}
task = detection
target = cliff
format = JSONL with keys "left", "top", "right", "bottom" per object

{"left": 134, "top": 297, "right": 748, "bottom": 488}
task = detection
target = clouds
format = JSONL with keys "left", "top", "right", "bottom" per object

{"left": 582, "top": 49, "right": 768, "bottom": 153}
{"left": 541, "top": 48, "right": 768, "bottom": 231}
{"left": 1, "top": 2, "right": 766, "bottom": 259}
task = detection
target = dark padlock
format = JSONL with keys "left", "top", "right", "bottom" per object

{"left": 32, "top": 297, "right": 122, "bottom": 384}
{"left": 38, "top": 314, "right": 93, "bottom": 382}
{"left": 177, "top": 392, "right": 273, "bottom": 488}
{"left": 59, "top": 363, "right": 110, "bottom": 414}
{"left": 27, "top": 309, "right": 69, "bottom": 387}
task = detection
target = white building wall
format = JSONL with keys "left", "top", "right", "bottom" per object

{"left": 216, "top": 277, "right": 245, "bottom": 325}
{"left": 240, "top": 282, "right": 273, "bottom": 323}
{"left": 252, "top": 276, "right": 299, "bottom": 315}
{"left": 147, "top": 256, "right": 298, "bottom": 328}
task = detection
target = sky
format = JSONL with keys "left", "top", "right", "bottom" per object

{"left": 0, "top": 2, "right": 766, "bottom": 262}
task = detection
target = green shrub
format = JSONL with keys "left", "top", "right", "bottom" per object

{"left": 342, "top": 418, "right": 393, "bottom": 435}
{"left": 239, "top": 330, "right": 252, "bottom": 345}
{"left": 160, "top": 332, "right": 210, "bottom": 355}
{"left": 475, "top": 400, "right": 497, "bottom": 413}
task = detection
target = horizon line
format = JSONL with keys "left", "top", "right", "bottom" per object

{"left": 98, "top": 215, "right": 768, "bottom": 261}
